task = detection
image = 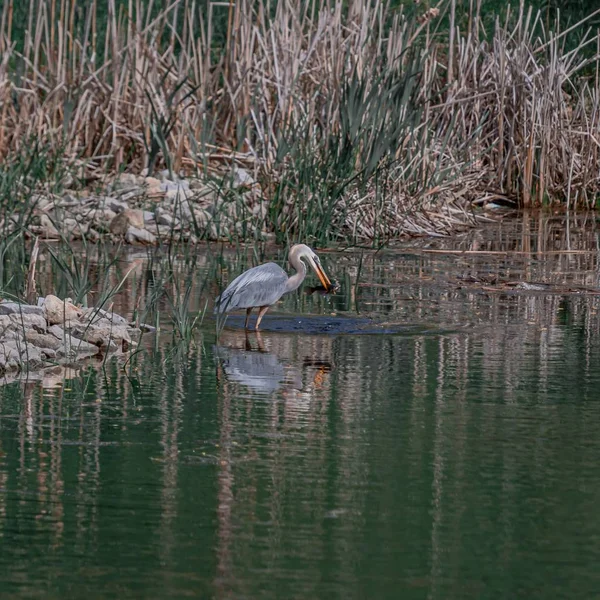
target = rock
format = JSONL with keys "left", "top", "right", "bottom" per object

{"left": 58, "top": 338, "right": 100, "bottom": 360}
{"left": 53, "top": 330, "right": 100, "bottom": 360}
{"left": 1, "top": 329, "right": 23, "bottom": 341}
{"left": 24, "top": 331, "right": 62, "bottom": 351}
{"left": 63, "top": 218, "right": 88, "bottom": 239}
{"left": 158, "top": 170, "right": 177, "bottom": 182}
{"left": 146, "top": 185, "right": 164, "bottom": 198}
{"left": 110, "top": 209, "right": 145, "bottom": 235}
{"left": 71, "top": 319, "right": 131, "bottom": 352}
{"left": 196, "top": 188, "right": 218, "bottom": 206}
{"left": 162, "top": 181, "right": 191, "bottom": 200}
{"left": 119, "top": 190, "right": 144, "bottom": 202}
{"left": 9, "top": 313, "right": 47, "bottom": 332}
{"left": 188, "top": 178, "right": 206, "bottom": 191}
{"left": 125, "top": 226, "right": 156, "bottom": 245}
{"left": 253, "top": 203, "right": 267, "bottom": 218}
{"left": 193, "top": 208, "right": 210, "bottom": 228}
{"left": 0, "top": 302, "right": 44, "bottom": 316}
{"left": 102, "top": 197, "right": 129, "bottom": 213}
{"left": 60, "top": 173, "right": 74, "bottom": 188}
{"left": 156, "top": 225, "right": 178, "bottom": 239}
{"left": 155, "top": 207, "right": 179, "bottom": 228}
{"left": 40, "top": 213, "right": 60, "bottom": 237}
{"left": 57, "top": 194, "right": 81, "bottom": 208}
{"left": 16, "top": 343, "right": 44, "bottom": 368}
{"left": 143, "top": 211, "right": 155, "bottom": 224}
{"left": 82, "top": 307, "right": 129, "bottom": 327}
{"left": 112, "top": 173, "right": 140, "bottom": 190}
{"left": 91, "top": 208, "right": 118, "bottom": 231}
{"left": 0, "top": 296, "right": 153, "bottom": 374}
{"left": 0, "top": 341, "right": 24, "bottom": 371}
{"left": 42, "top": 295, "right": 82, "bottom": 326}
{"left": 87, "top": 228, "right": 101, "bottom": 243}
{"left": 145, "top": 177, "right": 161, "bottom": 188}
{"left": 40, "top": 348, "right": 57, "bottom": 360}
{"left": 48, "top": 324, "right": 67, "bottom": 340}
{"left": 232, "top": 167, "right": 255, "bottom": 189}
{"left": 0, "top": 339, "right": 44, "bottom": 371}
{"left": 32, "top": 194, "right": 54, "bottom": 212}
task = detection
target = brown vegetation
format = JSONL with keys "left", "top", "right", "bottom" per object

{"left": 0, "top": 0, "right": 599, "bottom": 242}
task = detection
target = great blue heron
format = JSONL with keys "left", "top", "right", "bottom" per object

{"left": 215, "top": 244, "right": 332, "bottom": 330}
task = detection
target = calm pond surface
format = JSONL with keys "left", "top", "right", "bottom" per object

{"left": 2, "top": 213, "right": 600, "bottom": 598}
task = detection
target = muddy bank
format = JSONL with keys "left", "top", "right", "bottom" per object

{"left": 0, "top": 295, "right": 147, "bottom": 376}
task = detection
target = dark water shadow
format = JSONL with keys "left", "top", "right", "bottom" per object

{"left": 217, "top": 314, "right": 454, "bottom": 336}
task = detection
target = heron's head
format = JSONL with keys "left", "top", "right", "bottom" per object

{"left": 290, "top": 244, "right": 332, "bottom": 292}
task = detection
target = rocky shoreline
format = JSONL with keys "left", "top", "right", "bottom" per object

{"left": 24, "top": 168, "right": 270, "bottom": 245}
{"left": 0, "top": 296, "right": 148, "bottom": 377}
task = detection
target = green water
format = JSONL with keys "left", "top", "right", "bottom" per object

{"left": 2, "top": 217, "right": 600, "bottom": 598}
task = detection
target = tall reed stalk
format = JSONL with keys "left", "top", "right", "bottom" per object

{"left": 0, "top": 0, "right": 599, "bottom": 242}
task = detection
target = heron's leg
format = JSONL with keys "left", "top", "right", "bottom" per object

{"left": 255, "top": 305, "right": 270, "bottom": 330}
{"left": 244, "top": 307, "right": 253, "bottom": 329}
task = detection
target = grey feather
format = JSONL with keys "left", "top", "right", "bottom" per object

{"left": 215, "top": 262, "right": 290, "bottom": 313}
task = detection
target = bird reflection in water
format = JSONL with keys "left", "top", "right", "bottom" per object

{"left": 214, "top": 331, "right": 332, "bottom": 396}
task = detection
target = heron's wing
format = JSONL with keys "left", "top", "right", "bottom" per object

{"left": 215, "top": 262, "right": 289, "bottom": 312}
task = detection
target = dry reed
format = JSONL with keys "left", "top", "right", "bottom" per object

{"left": 0, "top": 0, "right": 599, "bottom": 242}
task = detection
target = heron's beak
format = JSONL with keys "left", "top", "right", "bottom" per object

{"left": 312, "top": 261, "right": 332, "bottom": 292}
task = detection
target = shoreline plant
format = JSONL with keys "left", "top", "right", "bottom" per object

{"left": 0, "top": 1, "right": 599, "bottom": 244}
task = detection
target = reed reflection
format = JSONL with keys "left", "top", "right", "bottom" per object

{"left": 1, "top": 214, "right": 600, "bottom": 598}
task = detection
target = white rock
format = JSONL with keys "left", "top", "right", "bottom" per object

{"left": 40, "top": 214, "right": 59, "bottom": 237}
{"left": 162, "top": 180, "right": 190, "bottom": 194}
{"left": 0, "top": 302, "right": 44, "bottom": 316}
{"left": 48, "top": 324, "right": 67, "bottom": 340}
{"left": 92, "top": 208, "right": 117, "bottom": 227}
{"left": 42, "top": 295, "right": 82, "bottom": 326}
{"left": 9, "top": 313, "right": 47, "bottom": 331}
{"left": 32, "top": 194, "right": 54, "bottom": 212}
{"left": 102, "top": 197, "right": 129, "bottom": 213}
{"left": 144, "top": 176, "right": 161, "bottom": 187}
{"left": 24, "top": 331, "right": 61, "bottom": 350}
{"left": 125, "top": 226, "right": 157, "bottom": 245}
{"left": 71, "top": 319, "right": 132, "bottom": 352}
{"left": 82, "top": 308, "right": 129, "bottom": 327}
{"left": 112, "top": 173, "right": 139, "bottom": 189}
{"left": 232, "top": 167, "right": 255, "bottom": 188}
{"left": 155, "top": 210, "right": 179, "bottom": 228}
{"left": 56, "top": 334, "right": 100, "bottom": 360}
{"left": 0, "top": 341, "right": 24, "bottom": 371}
{"left": 57, "top": 194, "right": 81, "bottom": 207}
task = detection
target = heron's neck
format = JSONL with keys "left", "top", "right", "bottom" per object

{"left": 285, "top": 259, "right": 306, "bottom": 292}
